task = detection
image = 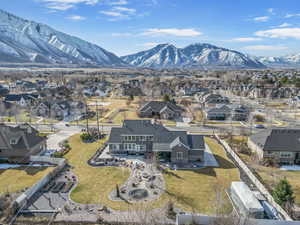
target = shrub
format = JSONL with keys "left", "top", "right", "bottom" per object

{"left": 80, "top": 132, "right": 93, "bottom": 142}
{"left": 272, "top": 179, "right": 294, "bottom": 207}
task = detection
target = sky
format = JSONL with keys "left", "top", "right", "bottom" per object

{"left": 1, "top": 0, "right": 300, "bottom": 57}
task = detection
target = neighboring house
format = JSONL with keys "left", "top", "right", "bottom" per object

{"left": 248, "top": 128, "right": 300, "bottom": 165}
{"left": 201, "top": 94, "right": 230, "bottom": 107}
{"left": 290, "top": 96, "right": 300, "bottom": 108}
{"left": 5, "top": 94, "right": 39, "bottom": 107}
{"left": 138, "top": 101, "right": 184, "bottom": 120}
{"left": 107, "top": 120, "right": 205, "bottom": 164}
{"left": 205, "top": 104, "right": 249, "bottom": 121}
{"left": 232, "top": 105, "right": 249, "bottom": 121}
{"left": 0, "top": 123, "right": 47, "bottom": 162}
{"left": 205, "top": 105, "right": 232, "bottom": 120}
{"left": 34, "top": 101, "right": 51, "bottom": 117}
{"left": 51, "top": 101, "right": 71, "bottom": 120}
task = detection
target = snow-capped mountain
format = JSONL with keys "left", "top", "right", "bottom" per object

{"left": 121, "top": 43, "right": 266, "bottom": 69}
{"left": 0, "top": 9, "right": 125, "bottom": 66}
{"left": 121, "top": 44, "right": 189, "bottom": 68}
{"left": 256, "top": 54, "right": 300, "bottom": 68}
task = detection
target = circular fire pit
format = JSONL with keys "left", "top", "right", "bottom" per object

{"left": 129, "top": 189, "right": 149, "bottom": 200}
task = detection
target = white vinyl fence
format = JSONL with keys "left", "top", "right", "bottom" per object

{"left": 14, "top": 157, "right": 66, "bottom": 209}
{"left": 215, "top": 134, "right": 293, "bottom": 221}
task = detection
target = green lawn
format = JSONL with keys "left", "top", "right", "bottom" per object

{"left": 0, "top": 167, "right": 53, "bottom": 195}
{"left": 67, "top": 135, "right": 239, "bottom": 214}
{"left": 66, "top": 134, "right": 130, "bottom": 207}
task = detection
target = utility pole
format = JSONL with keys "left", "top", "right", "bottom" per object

{"left": 85, "top": 100, "right": 89, "bottom": 133}
{"left": 96, "top": 100, "right": 100, "bottom": 138}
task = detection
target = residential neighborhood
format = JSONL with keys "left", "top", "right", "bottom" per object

{"left": 3, "top": 0, "right": 300, "bottom": 223}
{"left": 0, "top": 69, "right": 300, "bottom": 225}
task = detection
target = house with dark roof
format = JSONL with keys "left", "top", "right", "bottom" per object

{"left": 248, "top": 128, "right": 300, "bottom": 165}
{"left": 205, "top": 105, "right": 232, "bottom": 120}
{"left": 200, "top": 93, "right": 230, "bottom": 107}
{"left": 205, "top": 104, "right": 249, "bottom": 121}
{"left": 138, "top": 101, "right": 184, "bottom": 120}
{"left": 0, "top": 124, "right": 47, "bottom": 162}
{"left": 107, "top": 120, "right": 205, "bottom": 164}
{"left": 5, "top": 94, "right": 39, "bottom": 107}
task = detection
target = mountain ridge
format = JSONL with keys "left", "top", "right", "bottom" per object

{"left": 0, "top": 9, "right": 126, "bottom": 66}
{"left": 121, "top": 43, "right": 266, "bottom": 69}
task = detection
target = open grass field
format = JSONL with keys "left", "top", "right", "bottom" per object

{"left": 67, "top": 134, "right": 239, "bottom": 214}
{"left": 0, "top": 167, "right": 53, "bottom": 195}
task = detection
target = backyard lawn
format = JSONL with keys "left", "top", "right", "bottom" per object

{"left": 160, "top": 137, "right": 240, "bottom": 214}
{"left": 0, "top": 167, "right": 53, "bottom": 195}
{"left": 67, "top": 134, "right": 239, "bottom": 214}
{"left": 66, "top": 134, "right": 130, "bottom": 207}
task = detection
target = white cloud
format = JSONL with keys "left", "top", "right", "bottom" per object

{"left": 109, "top": 0, "right": 128, "bottom": 5}
{"left": 99, "top": 5, "right": 137, "bottom": 21}
{"left": 113, "top": 7, "right": 136, "bottom": 14}
{"left": 253, "top": 16, "right": 270, "bottom": 22}
{"left": 243, "top": 45, "right": 288, "bottom": 51}
{"left": 42, "top": 0, "right": 98, "bottom": 11}
{"left": 285, "top": 13, "right": 300, "bottom": 18}
{"left": 100, "top": 10, "right": 125, "bottom": 17}
{"left": 66, "top": 15, "right": 86, "bottom": 20}
{"left": 142, "top": 28, "right": 202, "bottom": 37}
{"left": 277, "top": 23, "right": 292, "bottom": 28}
{"left": 255, "top": 27, "right": 300, "bottom": 39}
{"left": 231, "top": 37, "right": 262, "bottom": 42}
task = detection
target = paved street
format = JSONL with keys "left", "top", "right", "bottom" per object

{"left": 47, "top": 122, "right": 81, "bottom": 151}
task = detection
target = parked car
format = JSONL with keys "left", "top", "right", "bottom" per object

{"left": 254, "top": 124, "right": 265, "bottom": 129}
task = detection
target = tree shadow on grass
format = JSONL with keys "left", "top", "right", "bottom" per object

{"left": 0, "top": 170, "right": 5, "bottom": 175}
{"left": 19, "top": 166, "right": 49, "bottom": 175}
{"left": 161, "top": 169, "right": 184, "bottom": 180}
{"left": 164, "top": 189, "right": 198, "bottom": 210}
{"left": 213, "top": 155, "right": 236, "bottom": 169}
{"left": 192, "top": 167, "right": 217, "bottom": 177}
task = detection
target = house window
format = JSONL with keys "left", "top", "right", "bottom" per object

{"left": 146, "top": 136, "right": 153, "bottom": 141}
{"left": 132, "top": 136, "right": 136, "bottom": 141}
{"left": 280, "top": 152, "right": 293, "bottom": 158}
{"left": 141, "top": 136, "right": 146, "bottom": 141}
{"left": 112, "top": 144, "right": 119, "bottom": 151}
{"left": 124, "top": 143, "right": 136, "bottom": 150}
{"left": 177, "top": 152, "right": 184, "bottom": 160}
{"left": 10, "top": 139, "right": 17, "bottom": 145}
{"left": 136, "top": 145, "right": 146, "bottom": 151}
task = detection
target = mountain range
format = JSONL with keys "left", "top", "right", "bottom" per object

{"left": 121, "top": 43, "right": 266, "bottom": 69}
{"left": 0, "top": 8, "right": 299, "bottom": 69}
{"left": 0, "top": 9, "right": 124, "bottom": 66}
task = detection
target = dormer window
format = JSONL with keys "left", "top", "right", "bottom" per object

{"left": 10, "top": 139, "right": 17, "bottom": 145}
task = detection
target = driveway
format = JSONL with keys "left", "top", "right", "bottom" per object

{"left": 47, "top": 122, "right": 81, "bottom": 151}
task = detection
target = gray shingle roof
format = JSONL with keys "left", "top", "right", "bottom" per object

{"left": 0, "top": 124, "right": 46, "bottom": 150}
{"left": 139, "top": 101, "right": 183, "bottom": 113}
{"left": 250, "top": 128, "right": 300, "bottom": 152}
{"left": 108, "top": 120, "right": 204, "bottom": 150}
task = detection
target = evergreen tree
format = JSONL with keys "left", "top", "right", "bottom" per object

{"left": 272, "top": 179, "right": 294, "bottom": 206}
